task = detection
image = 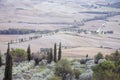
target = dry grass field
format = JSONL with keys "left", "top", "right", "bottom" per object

{"left": 0, "top": 32, "right": 119, "bottom": 59}
{"left": 62, "top": 47, "right": 116, "bottom": 59}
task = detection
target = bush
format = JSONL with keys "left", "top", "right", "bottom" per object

{"left": 94, "top": 52, "right": 104, "bottom": 63}
{"left": 93, "top": 61, "right": 115, "bottom": 71}
{"left": 93, "top": 61, "right": 120, "bottom": 80}
{"left": 105, "top": 50, "right": 120, "bottom": 62}
{"left": 93, "top": 51, "right": 120, "bottom": 80}
{"left": 49, "top": 76, "right": 62, "bottom": 80}
{"left": 80, "top": 59, "right": 86, "bottom": 64}
{"left": 114, "top": 60, "right": 120, "bottom": 73}
{"left": 10, "top": 48, "right": 27, "bottom": 62}
{"left": 74, "top": 69, "right": 81, "bottom": 79}
{"left": 55, "top": 59, "right": 73, "bottom": 80}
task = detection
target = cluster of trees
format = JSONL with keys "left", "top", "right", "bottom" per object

{"left": 0, "top": 28, "right": 36, "bottom": 35}
{"left": 93, "top": 50, "right": 120, "bottom": 80}
{"left": 0, "top": 28, "right": 54, "bottom": 35}
{"left": 37, "top": 30, "right": 53, "bottom": 34}
{"left": 34, "top": 42, "right": 62, "bottom": 65}
{"left": 46, "top": 42, "right": 62, "bottom": 64}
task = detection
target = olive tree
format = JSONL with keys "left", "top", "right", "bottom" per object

{"left": 55, "top": 59, "right": 73, "bottom": 80}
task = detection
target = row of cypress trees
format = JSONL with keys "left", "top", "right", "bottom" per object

{"left": 26, "top": 42, "right": 62, "bottom": 64}
{"left": 47, "top": 42, "right": 62, "bottom": 63}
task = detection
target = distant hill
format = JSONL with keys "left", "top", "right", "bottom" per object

{"left": 110, "top": 2, "right": 120, "bottom": 8}
{"left": 0, "top": 0, "right": 119, "bottom": 26}
{"left": 105, "top": 0, "right": 120, "bottom": 3}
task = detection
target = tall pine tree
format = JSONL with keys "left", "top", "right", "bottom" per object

{"left": 54, "top": 43, "right": 57, "bottom": 62}
{"left": 58, "top": 42, "right": 62, "bottom": 61}
{"left": 47, "top": 50, "right": 50, "bottom": 63}
{"left": 27, "top": 44, "right": 31, "bottom": 61}
{"left": 0, "top": 51, "right": 2, "bottom": 66}
{"left": 47, "top": 48, "right": 53, "bottom": 63}
{"left": 50, "top": 48, "right": 53, "bottom": 63}
{"left": 3, "top": 43, "right": 13, "bottom": 80}
{"left": 50, "top": 48, "right": 53, "bottom": 62}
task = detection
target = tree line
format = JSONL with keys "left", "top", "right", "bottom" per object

{"left": 0, "top": 28, "right": 36, "bottom": 35}
{"left": 0, "top": 28, "right": 54, "bottom": 35}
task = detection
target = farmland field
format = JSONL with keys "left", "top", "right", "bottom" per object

{"left": 0, "top": 0, "right": 120, "bottom": 58}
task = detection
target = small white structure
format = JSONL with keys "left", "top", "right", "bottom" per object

{"left": 96, "top": 23, "right": 106, "bottom": 34}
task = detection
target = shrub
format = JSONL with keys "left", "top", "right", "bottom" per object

{"left": 94, "top": 52, "right": 104, "bottom": 63}
{"left": 55, "top": 59, "right": 73, "bottom": 80}
{"left": 93, "top": 51, "right": 120, "bottom": 80}
{"left": 93, "top": 61, "right": 115, "bottom": 71}
{"left": 93, "top": 61, "right": 120, "bottom": 80}
{"left": 105, "top": 50, "right": 120, "bottom": 62}
{"left": 10, "top": 48, "right": 27, "bottom": 62}
{"left": 80, "top": 70, "right": 93, "bottom": 80}
{"left": 74, "top": 69, "right": 81, "bottom": 79}
{"left": 49, "top": 76, "right": 62, "bottom": 80}
{"left": 114, "top": 60, "right": 120, "bottom": 73}
{"left": 80, "top": 59, "right": 86, "bottom": 64}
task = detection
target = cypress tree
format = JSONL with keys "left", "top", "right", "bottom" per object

{"left": 58, "top": 42, "right": 62, "bottom": 61}
{"left": 86, "top": 54, "right": 88, "bottom": 58}
{"left": 47, "top": 50, "right": 50, "bottom": 64}
{"left": 47, "top": 48, "right": 53, "bottom": 63}
{"left": 3, "top": 43, "right": 13, "bottom": 80}
{"left": 0, "top": 51, "right": 2, "bottom": 66}
{"left": 50, "top": 48, "right": 53, "bottom": 62}
{"left": 54, "top": 43, "right": 57, "bottom": 62}
{"left": 35, "top": 58, "right": 39, "bottom": 66}
{"left": 27, "top": 44, "right": 31, "bottom": 61}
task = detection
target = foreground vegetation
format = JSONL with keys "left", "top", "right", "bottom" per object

{"left": 93, "top": 50, "right": 120, "bottom": 80}
{"left": 0, "top": 42, "right": 120, "bottom": 80}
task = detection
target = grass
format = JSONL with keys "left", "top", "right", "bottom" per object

{"left": 39, "top": 65, "right": 47, "bottom": 72}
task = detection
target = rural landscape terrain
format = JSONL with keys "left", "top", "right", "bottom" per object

{"left": 0, "top": 0, "right": 120, "bottom": 80}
